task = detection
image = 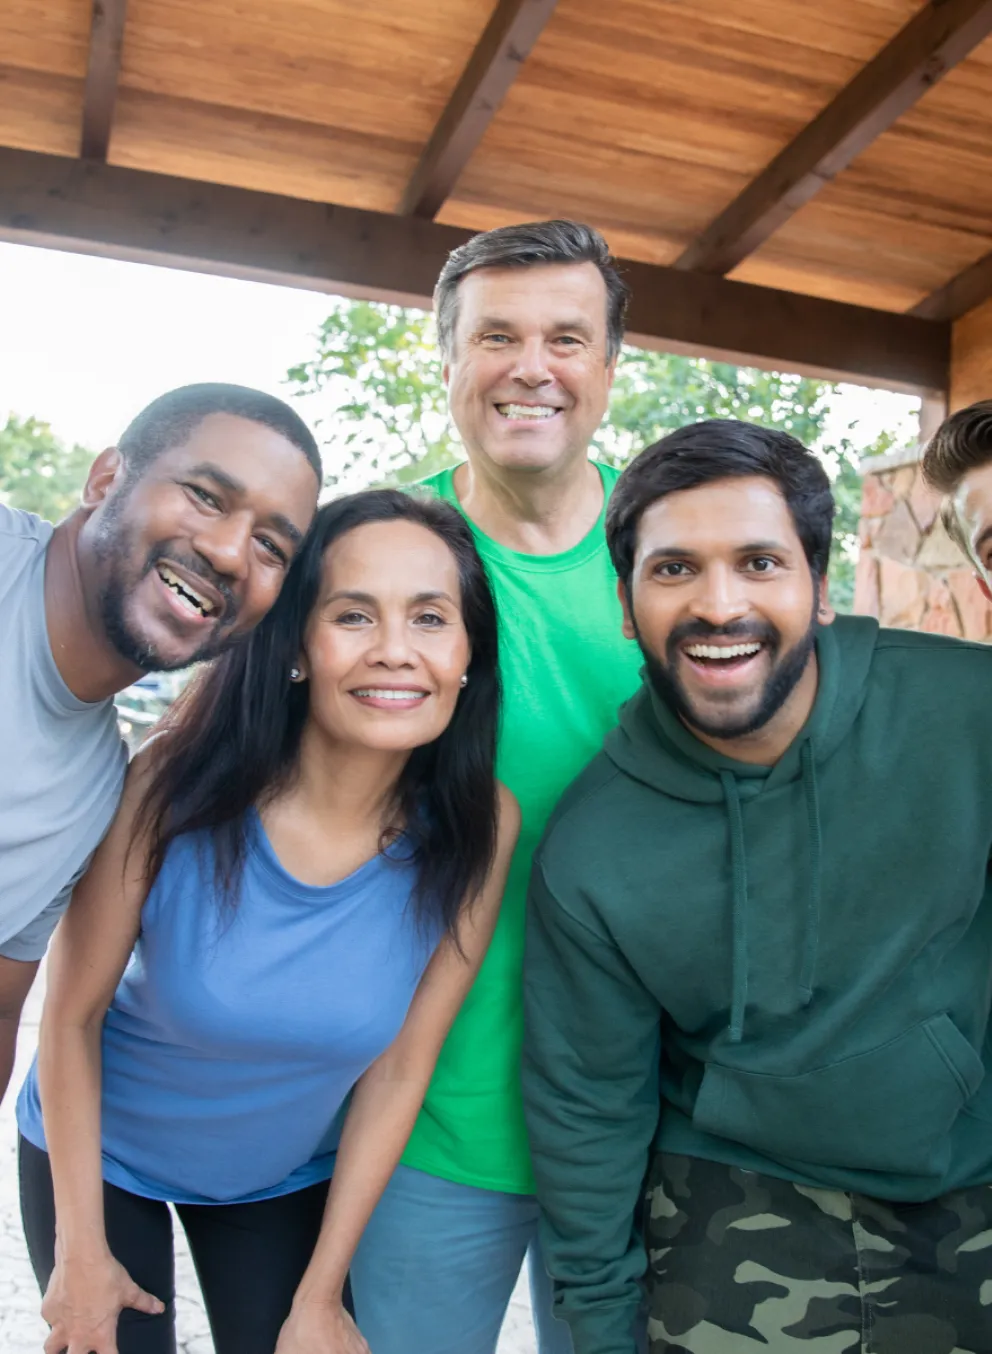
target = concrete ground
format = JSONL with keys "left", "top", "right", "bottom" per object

{"left": 1, "top": 971, "right": 537, "bottom": 1354}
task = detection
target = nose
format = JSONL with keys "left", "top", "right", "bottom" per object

{"left": 366, "top": 614, "right": 417, "bottom": 669}
{"left": 688, "top": 564, "right": 750, "bottom": 628}
{"left": 191, "top": 511, "right": 253, "bottom": 582}
{"left": 510, "top": 336, "right": 553, "bottom": 388}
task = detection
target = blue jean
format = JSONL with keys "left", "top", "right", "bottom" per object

{"left": 350, "top": 1164, "right": 574, "bottom": 1354}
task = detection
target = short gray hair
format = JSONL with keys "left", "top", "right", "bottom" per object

{"left": 434, "top": 219, "right": 630, "bottom": 362}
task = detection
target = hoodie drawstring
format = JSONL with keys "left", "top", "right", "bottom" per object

{"left": 799, "top": 742, "right": 822, "bottom": 1007}
{"left": 720, "top": 743, "right": 823, "bottom": 1043}
{"left": 720, "top": 771, "right": 749, "bottom": 1044}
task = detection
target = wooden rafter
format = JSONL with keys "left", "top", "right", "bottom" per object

{"left": 0, "top": 148, "right": 948, "bottom": 394}
{"left": 910, "top": 247, "right": 992, "bottom": 320}
{"left": 80, "top": 0, "right": 128, "bottom": 161}
{"left": 675, "top": 0, "right": 992, "bottom": 276}
{"left": 399, "top": 0, "right": 560, "bottom": 219}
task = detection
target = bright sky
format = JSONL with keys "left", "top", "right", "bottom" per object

{"left": 0, "top": 240, "right": 920, "bottom": 472}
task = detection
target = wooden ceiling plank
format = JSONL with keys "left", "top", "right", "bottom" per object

{"left": 910, "top": 247, "right": 992, "bottom": 319}
{"left": 0, "top": 146, "right": 948, "bottom": 395}
{"left": 80, "top": 0, "right": 128, "bottom": 161}
{"left": 399, "top": 0, "right": 560, "bottom": 219}
{"left": 674, "top": 0, "right": 992, "bottom": 276}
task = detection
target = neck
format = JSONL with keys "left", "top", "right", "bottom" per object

{"left": 688, "top": 654, "right": 820, "bottom": 767}
{"left": 287, "top": 720, "right": 410, "bottom": 825}
{"left": 453, "top": 452, "right": 603, "bottom": 554}
{"left": 44, "top": 512, "right": 144, "bottom": 703}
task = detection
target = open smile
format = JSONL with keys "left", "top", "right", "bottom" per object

{"left": 349, "top": 687, "right": 431, "bottom": 710}
{"left": 153, "top": 562, "right": 223, "bottom": 625}
{"left": 681, "top": 640, "right": 767, "bottom": 687}
{"left": 494, "top": 402, "right": 563, "bottom": 422}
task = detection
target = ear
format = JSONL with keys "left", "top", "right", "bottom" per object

{"left": 81, "top": 447, "right": 126, "bottom": 511}
{"left": 974, "top": 571, "right": 992, "bottom": 608}
{"left": 816, "top": 574, "right": 836, "bottom": 627}
{"left": 441, "top": 359, "right": 451, "bottom": 388}
{"left": 292, "top": 651, "right": 310, "bottom": 682}
{"left": 606, "top": 355, "right": 619, "bottom": 391}
{"left": 617, "top": 577, "right": 637, "bottom": 640}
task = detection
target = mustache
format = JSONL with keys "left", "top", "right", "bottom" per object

{"left": 144, "top": 545, "right": 239, "bottom": 625}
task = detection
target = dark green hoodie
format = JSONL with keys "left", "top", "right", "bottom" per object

{"left": 522, "top": 616, "right": 992, "bottom": 1354}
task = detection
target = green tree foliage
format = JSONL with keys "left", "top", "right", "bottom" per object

{"left": 287, "top": 302, "right": 906, "bottom": 612}
{"left": 0, "top": 414, "right": 92, "bottom": 523}
{"left": 287, "top": 302, "right": 458, "bottom": 487}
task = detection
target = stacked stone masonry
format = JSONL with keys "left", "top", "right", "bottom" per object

{"left": 855, "top": 449, "right": 991, "bottom": 642}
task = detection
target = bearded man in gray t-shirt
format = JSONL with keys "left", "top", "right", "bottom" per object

{"left": 0, "top": 383, "right": 322, "bottom": 1100}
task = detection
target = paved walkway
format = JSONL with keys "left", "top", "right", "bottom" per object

{"left": 1, "top": 971, "right": 537, "bottom": 1353}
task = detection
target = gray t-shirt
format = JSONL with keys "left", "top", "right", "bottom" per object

{"left": 0, "top": 504, "right": 127, "bottom": 961}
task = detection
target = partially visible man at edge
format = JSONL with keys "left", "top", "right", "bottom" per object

{"left": 922, "top": 398, "right": 992, "bottom": 607}
{"left": 522, "top": 420, "right": 992, "bottom": 1354}
{"left": 0, "top": 383, "right": 322, "bottom": 1100}
{"left": 350, "top": 221, "right": 643, "bottom": 1353}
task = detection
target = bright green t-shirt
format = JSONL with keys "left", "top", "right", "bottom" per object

{"left": 402, "top": 462, "right": 642, "bottom": 1193}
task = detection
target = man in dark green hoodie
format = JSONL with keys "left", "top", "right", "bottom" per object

{"left": 522, "top": 420, "right": 992, "bottom": 1354}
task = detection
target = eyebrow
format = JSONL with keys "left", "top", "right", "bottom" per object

{"left": 642, "top": 540, "right": 790, "bottom": 563}
{"left": 472, "top": 314, "right": 596, "bottom": 338}
{"left": 187, "top": 461, "right": 304, "bottom": 547}
{"left": 324, "top": 589, "right": 457, "bottom": 606}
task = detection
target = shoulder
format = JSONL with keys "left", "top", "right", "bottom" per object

{"left": 874, "top": 624, "right": 992, "bottom": 662}
{"left": 593, "top": 459, "right": 623, "bottom": 494}
{"left": 537, "top": 752, "right": 625, "bottom": 876}
{"left": 496, "top": 781, "right": 521, "bottom": 852}
{"left": 0, "top": 501, "right": 52, "bottom": 550}
{"left": 409, "top": 465, "right": 460, "bottom": 501}
{"left": 111, "top": 733, "right": 170, "bottom": 828}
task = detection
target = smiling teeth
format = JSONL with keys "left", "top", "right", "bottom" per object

{"left": 685, "top": 643, "right": 762, "bottom": 660}
{"left": 353, "top": 689, "right": 427, "bottom": 700}
{"left": 157, "top": 564, "right": 214, "bottom": 616}
{"left": 496, "top": 403, "right": 558, "bottom": 419}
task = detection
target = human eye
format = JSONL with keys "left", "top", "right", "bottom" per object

{"left": 555, "top": 334, "right": 582, "bottom": 346}
{"left": 256, "top": 536, "right": 288, "bottom": 566}
{"left": 654, "top": 560, "right": 691, "bottom": 579}
{"left": 480, "top": 332, "right": 512, "bottom": 345}
{"left": 336, "top": 609, "right": 371, "bottom": 626}
{"left": 414, "top": 610, "right": 447, "bottom": 628}
{"left": 745, "top": 556, "right": 779, "bottom": 575}
{"left": 184, "top": 482, "right": 221, "bottom": 510}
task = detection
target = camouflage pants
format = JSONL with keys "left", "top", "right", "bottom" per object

{"left": 644, "top": 1152, "right": 992, "bottom": 1353}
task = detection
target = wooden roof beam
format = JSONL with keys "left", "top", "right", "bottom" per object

{"left": 80, "top": 0, "right": 128, "bottom": 161}
{"left": 399, "top": 0, "right": 560, "bottom": 219}
{"left": 0, "top": 147, "right": 949, "bottom": 395}
{"left": 674, "top": 0, "right": 992, "bottom": 277}
{"left": 910, "top": 247, "right": 992, "bottom": 320}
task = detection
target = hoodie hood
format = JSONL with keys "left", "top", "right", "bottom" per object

{"left": 604, "top": 616, "right": 878, "bottom": 1042}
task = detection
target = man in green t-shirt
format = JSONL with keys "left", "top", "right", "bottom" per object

{"left": 350, "top": 222, "right": 643, "bottom": 1352}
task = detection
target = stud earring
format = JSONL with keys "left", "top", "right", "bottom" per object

{"left": 460, "top": 674, "right": 468, "bottom": 688}
{"left": 289, "top": 667, "right": 302, "bottom": 682}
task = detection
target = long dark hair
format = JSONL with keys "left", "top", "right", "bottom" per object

{"left": 135, "top": 489, "right": 501, "bottom": 939}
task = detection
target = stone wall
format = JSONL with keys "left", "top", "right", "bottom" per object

{"left": 854, "top": 445, "right": 991, "bottom": 641}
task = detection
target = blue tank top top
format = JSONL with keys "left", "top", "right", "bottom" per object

{"left": 18, "top": 813, "right": 442, "bottom": 1204}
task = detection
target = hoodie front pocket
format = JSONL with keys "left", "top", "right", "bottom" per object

{"left": 692, "top": 1014, "right": 985, "bottom": 1180}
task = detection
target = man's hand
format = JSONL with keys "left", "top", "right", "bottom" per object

{"left": 42, "top": 1247, "right": 165, "bottom": 1354}
{"left": 275, "top": 1297, "right": 371, "bottom": 1354}
{"left": 0, "top": 955, "right": 39, "bottom": 1103}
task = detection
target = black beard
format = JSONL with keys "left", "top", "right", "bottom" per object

{"left": 92, "top": 484, "right": 238, "bottom": 672}
{"left": 638, "top": 604, "right": 819, "bottom": 741}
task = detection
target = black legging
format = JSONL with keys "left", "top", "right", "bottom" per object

{"left": 19, "top": 1135, "right": 352, "bottom": 1354}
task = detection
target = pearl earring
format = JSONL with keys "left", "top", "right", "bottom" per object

{"left": 460, "top": 674, "right": 468, "bottom": 688}
{"left": 289, "top": 667, "right": 301, "bottom": 682}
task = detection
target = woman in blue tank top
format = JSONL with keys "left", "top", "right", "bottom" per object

{"left": 17, "top": 489, "right": 518, "bottom": 1354}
